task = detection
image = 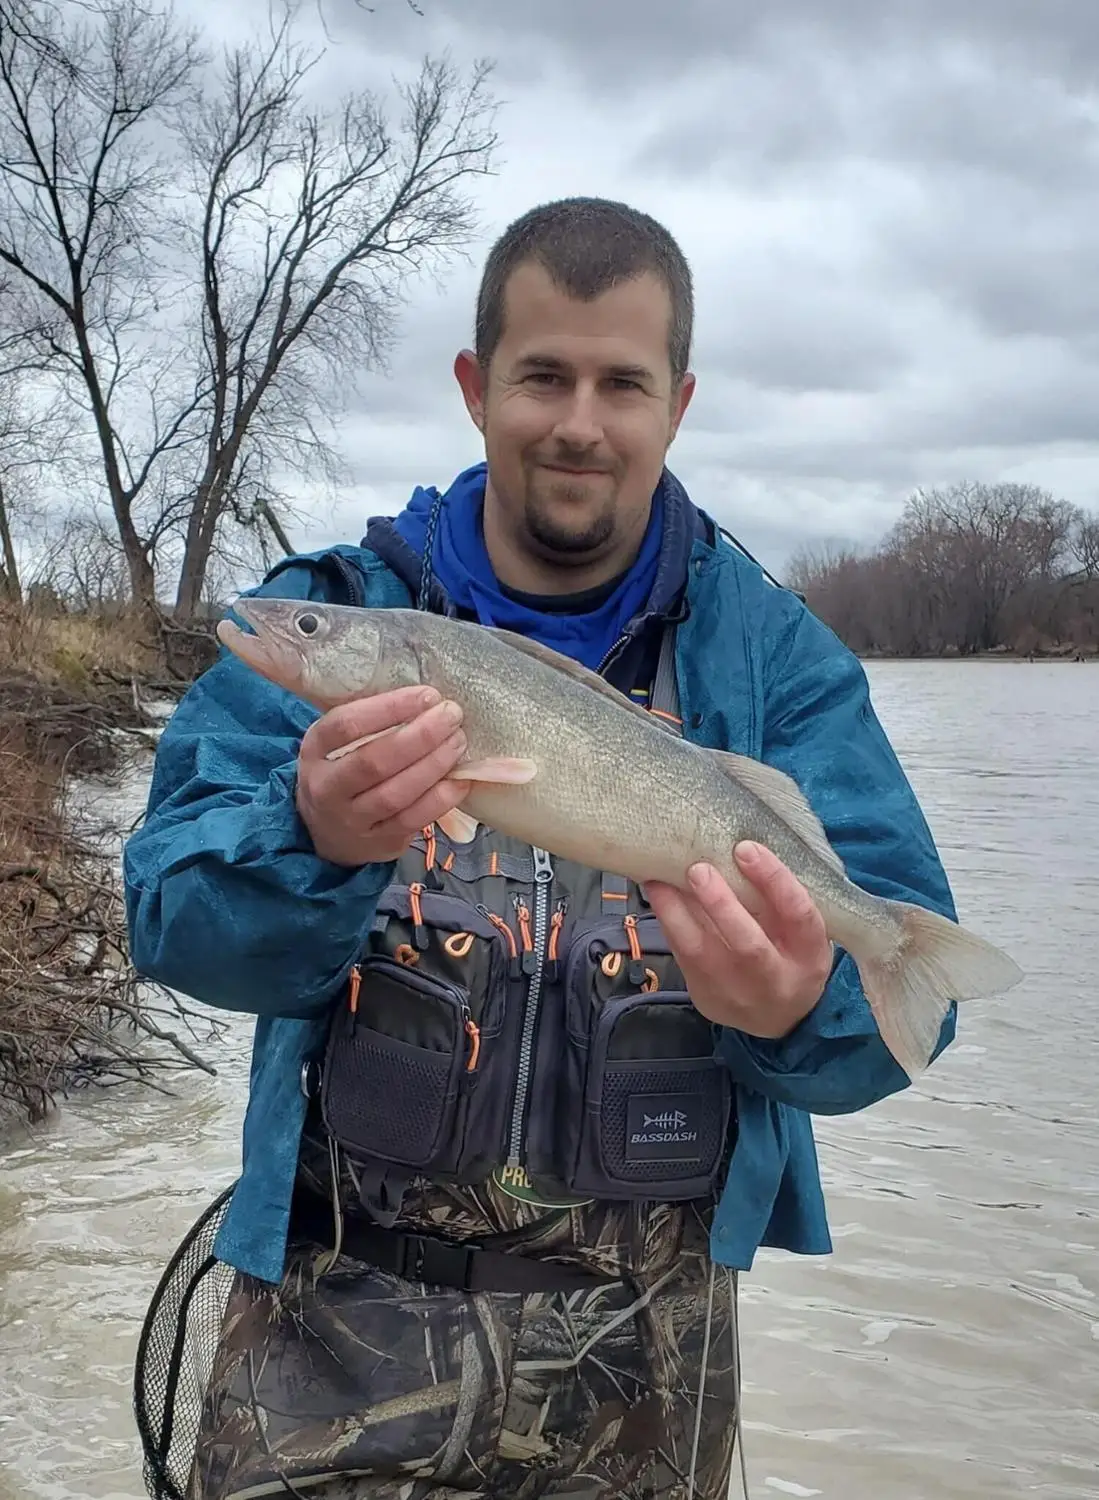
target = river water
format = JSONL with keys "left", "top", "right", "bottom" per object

{"left": 0, "top": 661, "right": 1096, "bottom": 1500}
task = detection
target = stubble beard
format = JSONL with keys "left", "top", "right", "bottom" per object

{"left": 522, "top": 472, "right": 618, "bottom": 560}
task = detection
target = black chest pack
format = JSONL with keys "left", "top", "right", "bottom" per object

{"left": 315, "top": 621, "right": 738, "bottom": 1226}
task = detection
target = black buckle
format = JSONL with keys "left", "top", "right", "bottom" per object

{"left": 393, "top": 1231, "right": 479, "bottom": 1291}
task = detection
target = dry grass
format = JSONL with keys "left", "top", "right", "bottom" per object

{"left": 0, "top": 602, "right": 221, "bottom": 1126}
{"left": 0, "top": 599, "right": 158, "bottom": 685}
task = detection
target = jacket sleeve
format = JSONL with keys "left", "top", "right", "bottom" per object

{"left": 714, "top": 598, "right": 959, "bottom": 1114}
{"left": 122, "top": 564, "right": 396, "bottom": 1019}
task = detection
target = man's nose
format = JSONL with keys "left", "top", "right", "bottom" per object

{"left": 552, "top": 383, "right": 604, "bottom": 448}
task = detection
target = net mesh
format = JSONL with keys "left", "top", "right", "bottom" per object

{"left": 132, "top": 1184, "right": 237, "bottom": 1500}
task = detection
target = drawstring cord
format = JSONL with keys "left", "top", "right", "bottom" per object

{"left": 418, "top": 492, "right": 444, "bottom": 611}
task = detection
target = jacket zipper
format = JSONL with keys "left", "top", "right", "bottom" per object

{"left": 506, "top": 846, "right": 554, "bottom": 1168}
{"left": 595, "top": 629, "right": 630, "bottom": 678}
{"left": 329, "top": 552, "right": 366, "bottom": 607}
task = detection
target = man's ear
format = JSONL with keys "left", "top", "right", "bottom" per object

{"left": 668, "top": 371, "right": 696, "bottom": 445}
{"left": 454, "top": 348, "right": 487, "bottom": 432}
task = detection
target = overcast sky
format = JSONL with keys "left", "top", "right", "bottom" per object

{"left": 187, "top": 0, "right": 1099, "bottom": 575}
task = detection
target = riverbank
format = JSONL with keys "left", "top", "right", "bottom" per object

{"left": 859, "top": 644, "right": 1099, "bottom": 661}
{"left": 0, "top": 602, "right": 219, "bottom": 1127}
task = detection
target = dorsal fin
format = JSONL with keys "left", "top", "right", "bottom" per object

{"left": 709, "top": 749, "right": 847, "bottom": 876}
{"left": 484, "top": 624, "right": 664, "bottom": 730}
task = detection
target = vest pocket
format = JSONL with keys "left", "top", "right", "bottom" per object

{"left": 559, "top": 918, "right": 733, "bottom": 1199}
{"left": 319, "top": 888, "right": 517, "bottom": 1182}
{"left": 321, "top": 959, "right": 473, "bottom": 1171}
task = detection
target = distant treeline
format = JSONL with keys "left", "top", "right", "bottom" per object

{"left": 785, "top": 482, "right": 1099, "bottom": 657}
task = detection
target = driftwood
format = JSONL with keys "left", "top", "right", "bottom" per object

{"left": 0, "top": 663, "right": 222, "bottom": 1126}
{"left": 0, "top": 837, "right": 223, "bottom": 1124}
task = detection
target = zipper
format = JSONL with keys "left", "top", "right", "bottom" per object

{"left": 595, "top": 629, "right": 631, "bottom": 678}
{"left": 506, "top": 846, "right": 554, "bottom": 1168}
{"left": 512, "top": 893, "right": 537, "bottom": 975}
{"left": 329, "top": 552, "right": 366, "bottom": 607}
{"left": 461, "top": 999, "right": 481, "bottom": 1073}
{"left": 546, "top": 899, "right": 567, "bottom": 982}
{"left": 476, "top": 903, "right": 521, "bottom": 979}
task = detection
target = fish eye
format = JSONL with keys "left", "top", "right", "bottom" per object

{"left": 295, "top": 611, "right": 320, "bottom": 637}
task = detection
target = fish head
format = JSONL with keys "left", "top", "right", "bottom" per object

{"left": 216, "top": 597, "right": 385, "bottom": 710}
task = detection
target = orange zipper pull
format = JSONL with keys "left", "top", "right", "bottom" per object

{"left": 409, "top": 882, "right": 429, "bottom": 950}
{"left": 546, "top": 899, "right": 567, "bottom": 980}
{"left": 513, "top": 894, "right": 537, "bottom": 975}
{"left": 464, "top": 1014, "right": 481, "bottom": 1072}
{"left": 422, "top": 824, "right": 437, "bottom": 875}
{"left": 623, "top": 913, "right": 646, "bottom": 986}
{"left": 477, "top": 903, "right": 521, "bottom": 978}
{"left": 348, "top": 962, "right": 362, "bottom": 1014}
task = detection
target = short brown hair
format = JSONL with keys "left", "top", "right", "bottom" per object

{"left": 474, "top": 197, "right": 694, "bottom": 383}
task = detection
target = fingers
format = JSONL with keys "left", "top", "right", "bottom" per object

{"left": 685, "top": 862, "right": 783, "bottom": 979}
{"left": 296, "top": 687, "right": 473, "bottom": 866}
{"left": 360, "top": 779, "right": 472, "bottom": 856}
{"left": 643, "top": 881, "right": 710, "bottom": 963}
{"left": 303, "top": 695, "right": 466, "bottom": 801}
{"left": 348, "top": 742, "right": 470, "bottom": 832}
{"left": 733, "top": 842, "right": 829, "bottom": 960}
{"left": 648, "top": 849, "right": 832, "bottom": 1035}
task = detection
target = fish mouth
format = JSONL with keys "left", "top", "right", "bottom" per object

{"left": 216, "top": 599, "right": 306, "bottom": 692}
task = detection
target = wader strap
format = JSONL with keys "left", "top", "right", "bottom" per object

{"left": 601, "top": 621, "right": 683, "bottom": 909}
{"left": 649, "top": 620, "right": 683, "bottom": 736}
{"left": 410, "top": 841, "right": 535, "bottom": 884}
{"left": 601, "top": 873, "right": 630, "bottom": 915}
{"left": 356, "top": 1162, "right": 412, "bottom": 1229}
{"left": 292, "top": 1187, "right": 618, "bottom": 1295}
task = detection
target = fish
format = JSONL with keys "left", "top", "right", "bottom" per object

{"left": 216, "top": 596, "right": 1024, "bottom": 1080}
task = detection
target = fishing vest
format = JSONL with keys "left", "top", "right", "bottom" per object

{"left": 315, "top": 621, "right": 738, "bottom": 1226}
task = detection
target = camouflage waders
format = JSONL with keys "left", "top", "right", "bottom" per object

{"left": 185, "top": 1132, "right": 741, "bottom": 1499}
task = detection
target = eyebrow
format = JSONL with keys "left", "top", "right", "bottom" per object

{"left": 514, "top": 354, "right": 656, "bottom": 384}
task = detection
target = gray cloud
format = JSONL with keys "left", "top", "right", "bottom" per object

{"left": 183, "top": 0, "right": 1099, "bottom": 578}
{"left": 330, "top": 0, "right": 1099, "bottom": 96}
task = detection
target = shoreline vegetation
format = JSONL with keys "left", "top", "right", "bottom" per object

{"left": 788, "top": 482, "right": 1099, "bottom": 661}
{"left": 859, "top": 645, "right": 1097, "bottom": 661}
{"left": 0, "top": 601, "right": 222, "bottom": 1129}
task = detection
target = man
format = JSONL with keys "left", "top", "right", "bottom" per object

{"left": 124, "top": 197, "right": 959, "bottom": 1500}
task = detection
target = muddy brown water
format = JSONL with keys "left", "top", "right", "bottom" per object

{"left": 0, "top": 661, "right": 1096, "bottom": 1499}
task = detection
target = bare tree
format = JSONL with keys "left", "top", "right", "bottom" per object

{"left": 171, "top": 12, "right": 496, "bottom": 614}
{"left": 1072, "top": 511, "right": 1099, "bottom": 579}
{"left": 0, "top": 374, "right": 81, "bottom": 602}
{"left": 0, "top": 0, "right": 498, "bottom": 614}
{"left": 795, "top": 482, "right": 1099, "bottom": 658}
{"left": 0, "top": 0, "right": 205, "bottom": 607}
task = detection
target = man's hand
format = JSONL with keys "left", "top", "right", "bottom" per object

{"left": 296, "top": 686, "right": 470, "bottom": 867}
{"left": 643, "top": 841, "right": 834, "bottom": 1037}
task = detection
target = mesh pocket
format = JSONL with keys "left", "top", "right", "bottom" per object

{"left": 132, "top": 1185, "right": 237, "bottom": 1500}
{"left": 322, "top": 1022, "right": 461, "bottom": 1167}
{"left": 598, "top": 1062, "right": 728, "bottom": 1185}
{"left": 563, "top": 994, "right": 733, "bottom": 1200}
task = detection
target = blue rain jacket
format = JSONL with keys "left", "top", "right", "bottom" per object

{"left": 123, "top": 519, "right": 958, "bottom": 1285}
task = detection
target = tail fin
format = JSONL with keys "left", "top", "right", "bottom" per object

{"left": 857, "top": 904, "right": 1024, "bottom": 1081}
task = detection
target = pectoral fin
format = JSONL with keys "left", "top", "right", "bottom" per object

{"left": 325, "top": 726, "right": 396, "bottom": 762}
{"left": 450, "top": 756, "right": 539, "bottom": 785}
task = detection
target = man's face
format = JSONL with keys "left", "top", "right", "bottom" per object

{"left": 455, "top": 262, "right": 695, "bottom": 571}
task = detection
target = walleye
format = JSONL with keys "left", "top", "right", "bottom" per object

{"left": 217, "top": 597, "right": 1024, "bottom": 1080}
